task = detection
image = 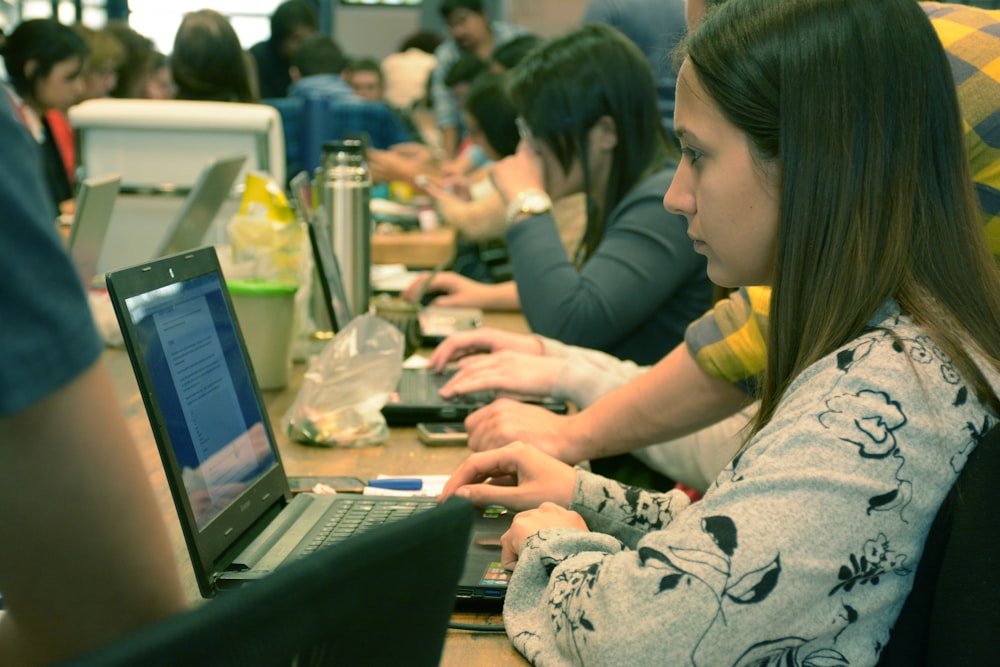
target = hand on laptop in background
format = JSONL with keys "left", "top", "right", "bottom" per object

{"left": 427, "top": 327, "right": 544, "bottom": 371}
{"left": 463, "top": 399, "right": 576, "bottom": 459}
{"left": 437, "top": 349, "right": 565, "bottom": 401}
{"left": 402, "top": 270, "right": 516, "bottom": 309}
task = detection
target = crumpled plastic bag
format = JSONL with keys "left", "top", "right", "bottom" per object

{"left": 227, "top": 172, "right": 303, "bottom": 283}
{"left": 282, "top": 313, "right": 403, "bottom": 447}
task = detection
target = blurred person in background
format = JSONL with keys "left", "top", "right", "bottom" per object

{"left": 2, "top": 18, "right": 88, "bottom": 216}
{"left": 346, "top": 57, "right": 385, "bottom": 102}
{"left": 249, "top": 0, "right": 317, "bottom": 99}
{"left": 172, "top": 9, "right": 255, "bottom": 103}
{"left": 144, "top": 51, "right": 176, "bottom": 100}
{"left": 74, "top": 24, "right": 124, "bottom": 101}
{"left": 105, "top": 21, "right": 155, "bottom": 99}
{"left": 489, "top": 32, "right": 541, "bottom": 73}
{"left": 583, "top": 0, "right": 688, "bottom": 142}
{"left": 381, "top": 29, "right": 442, "bottom": 110}
{"left": 430, "top": 0, "right": 525, "bottom": 158}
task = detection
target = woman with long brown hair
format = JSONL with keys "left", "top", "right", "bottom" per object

{"left": 441, "top": 0, "right": 1000, "bottom": 663}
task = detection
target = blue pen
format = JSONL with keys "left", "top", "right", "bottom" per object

{"left": 367, "top": 478, "right": 423, "bottom": 491}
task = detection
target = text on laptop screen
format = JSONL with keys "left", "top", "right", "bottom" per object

{"left": 124, "top": 273, "right": 277, "bottom": 529}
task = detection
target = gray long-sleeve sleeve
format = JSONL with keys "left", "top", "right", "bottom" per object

{"left": 506, "top": 167, "right": 712, "bottom": 366}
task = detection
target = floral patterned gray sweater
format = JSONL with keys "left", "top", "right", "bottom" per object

{"left": 503, "top": 302, "right": 998, "bottom": 666}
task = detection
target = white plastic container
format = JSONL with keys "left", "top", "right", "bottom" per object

{"left": 228, "top": 279, "right": 298, "bottom": 390}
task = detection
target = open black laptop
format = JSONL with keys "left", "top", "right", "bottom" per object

{"left": 105, "top": 246, "right": 512, "bottom": 604}
{"left": 305, "top": 218, "right": 568, "bottom": 426}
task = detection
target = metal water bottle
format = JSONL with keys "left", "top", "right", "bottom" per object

{"left": 320, "top": 139, "right": 372, "bottom": 317}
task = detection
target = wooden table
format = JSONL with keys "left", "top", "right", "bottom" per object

{"left": 371, "top": 226, "right": 455, "bottom": 268}
{"left": 107, "top": 311, "right": 529, "bottom": 666}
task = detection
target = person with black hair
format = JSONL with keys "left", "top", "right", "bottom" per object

{"left": 441, "top": 52, "right": 487, "bottom": 111}
{"left": 347, "top": 56, "right": 425, "bottom": 143}
{"left": 417, "top": 24, "right": 712, "bottom": 367}
{"left": 489, "top": 33, "right": 542, "bottom": 72}
{"left": 1, "top": 18, "right": 88, "bottom": 215}
{"left": 171, "top": 9, "right": 255, "bottom": 103}
{"left": 274, "top": 33, "right": 410, "bottom": 176}
{"left": 430, "top": 0, "right": 525, "bottom": 158}
{"left": 412, "top": 70, "right": 584, "bottom": 274}
{"left": 287, "top": 32, "right": 352, "bottom": 102}
{"left": 248, "top": 0, "right": 318, "bottom": 99}
{"left": 346, "top": 57, "right": 385, "bottom": 102}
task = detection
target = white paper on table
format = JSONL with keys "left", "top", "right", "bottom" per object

{"left": 363, "top": 474, "right": 450, "bottom": 498}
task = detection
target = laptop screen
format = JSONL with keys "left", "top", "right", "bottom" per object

{"left": 123, "top": 271, "right": 277, "bottom": 529}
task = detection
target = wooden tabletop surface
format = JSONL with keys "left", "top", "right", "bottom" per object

{"left": 371, "top": 226, "right": 455, "bottom": 269}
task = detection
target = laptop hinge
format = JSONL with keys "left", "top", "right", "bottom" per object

{"left": 226, "top": 493, "right": 326, "bottom": 574}
{"left": 211, "top": 495, "right": 297, "bottom": 577}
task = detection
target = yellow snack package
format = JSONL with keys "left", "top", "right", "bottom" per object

{"left": 228, "top": 172, "right": 303, "bottom": 282}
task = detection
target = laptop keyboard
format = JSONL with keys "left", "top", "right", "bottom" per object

{"left": 397, "top": 369, "right": 493, "bottom": 405}
{"left": 300, "top": 498, "right": 436, "bottom": 555}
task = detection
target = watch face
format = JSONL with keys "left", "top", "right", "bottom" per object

{"left": 523, "top": 191, "right": 552, "bottom": 213}
{"left": 508, "top": 189, "right": 553, "bottom": 224}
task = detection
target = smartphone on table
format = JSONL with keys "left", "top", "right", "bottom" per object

{"left": 416, "top": 422, "right": 468, "bottom": 446}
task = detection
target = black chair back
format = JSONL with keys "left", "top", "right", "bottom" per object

{"left": 877, "top": 425, "right": 1000, "bottom": 665}
{"left": 63, "top": 497, "right": 475, "bottom": 667}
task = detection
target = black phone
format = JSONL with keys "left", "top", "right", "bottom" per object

{"left": 416, "top": 422, "right": 468, "bottom": 446}
{"left": 286, "top": 476, "right": 365, "bottom": 494}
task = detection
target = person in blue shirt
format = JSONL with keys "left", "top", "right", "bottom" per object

{"left": 0, "top": 72, "right": 185, "bottom": 665}
{"left": 248, "top": 0, "right": 318, "bottom": 100}
{"left": 429, "top": 0, "right": 525, "bottom": 158}
{"left": 275, "top": 33, "right": 411, "bottom": 177}
{"left": 583, "top": 0, "right": 688, "bottom": 142}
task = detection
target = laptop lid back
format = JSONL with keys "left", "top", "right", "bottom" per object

{"left": 67, "top": 173, "right": 121, "bottom": 284}
{"left": 69, "top": 497, "right": 476, "bottom": 667}
{"left": 154, "top": 155, "right": 246, "bottom": 257}
{"left": 306, "top": 218, "right": 354, "bottom": 333}
{"left": 106, "top": 246, "right": 292, "bottom": 596}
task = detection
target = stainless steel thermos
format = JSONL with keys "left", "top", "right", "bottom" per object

{"left": 319, "top": 139, "right": 372, "bottom": 317}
